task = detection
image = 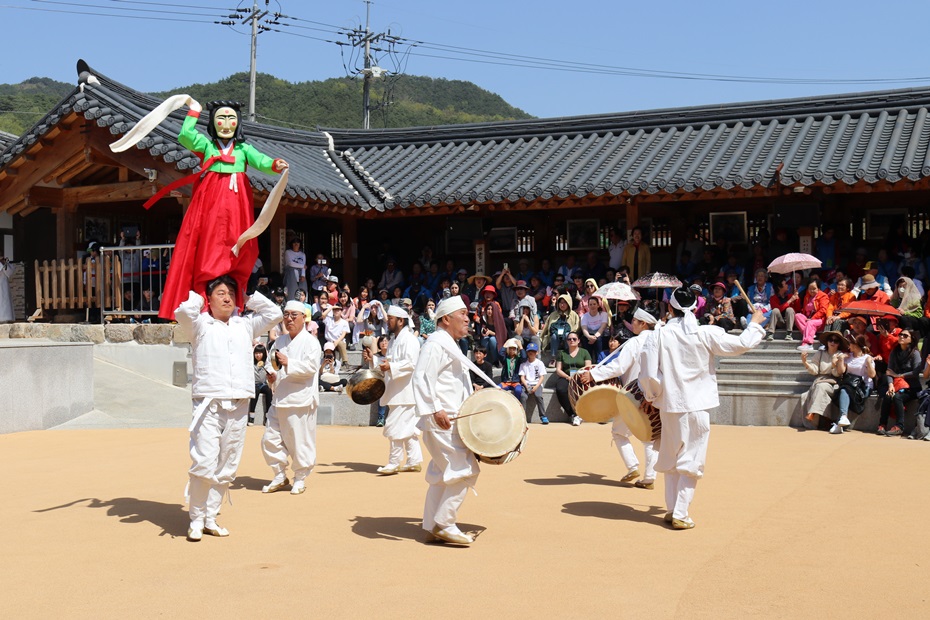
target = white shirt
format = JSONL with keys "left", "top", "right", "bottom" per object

{"left": 270, "top": 329, "right": 322, "bottom": 408}
{"left": 608, "top": 241, "right": 626, "bottom": 270}
{"left": 580, "top": 310, "right": 608, "bottom": 335}
{"left": 642, "top": 318, "right": 763, "bottom": 413}
{"left": 381, "top": 326, "right": 421, "bottom": 406}
{"left": 174, "top": 290, "right": 282, "bottom": 399}
{"left": 413, "top": 328, "right": 472, "bottom": 416}
{"left": 284, "top": 249, "right": 306, "bottom": 276}
{"left": 590, "top": 330, "right": 653, "bottom": 385}
{"left": 519, "top": 358, "right": 547, "bottom": 387}
{"left": 251, "top": 257, "right": 263, "bottom": 274}
{"left": 324, "top": 316, "right": 349, "bottom": 342}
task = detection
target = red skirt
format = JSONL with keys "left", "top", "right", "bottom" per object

{"left": 158, "top": 171, "right": 259, "bottom": 319}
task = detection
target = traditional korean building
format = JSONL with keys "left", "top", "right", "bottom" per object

{"left": 3, "top": 59, "right": 930, "bottom": 315}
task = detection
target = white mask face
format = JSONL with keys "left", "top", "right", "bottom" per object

{"left": 899, "top": 287, "right": 907, "bottom": 296}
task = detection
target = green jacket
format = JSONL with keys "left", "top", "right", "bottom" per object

{"left": 179, "top": 113, "right": 278, "bottom": 175}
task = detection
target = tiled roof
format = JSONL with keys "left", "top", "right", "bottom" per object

{"left": 4, "top": 60, "right": 930, "bottom": 216}
{"left": 327, "top": 87, "right": 930, "bottom": 209}
{"left": 0, "top": 130, "right": 18, "bottom": 152}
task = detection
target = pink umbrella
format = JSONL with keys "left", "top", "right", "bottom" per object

{"left": 767, "top": 253, "right": 822, "bottom": 295}
{"left": 767, "top": 253, "right": 821, "bottom": 274}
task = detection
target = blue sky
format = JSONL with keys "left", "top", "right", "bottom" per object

{"left": 3, "top": 0, "right": 930, "bottom": 122}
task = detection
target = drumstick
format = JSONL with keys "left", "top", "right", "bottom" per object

{"left": 733, "top": 280, "right": 754, "bottom": 309}
{"left": 450, "top": 408, "right": 496, "bottom": 420}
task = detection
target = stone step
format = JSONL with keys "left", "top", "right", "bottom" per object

{"left": 716, "top": 368, "right": 815, "bottom": 383}
{"left": 716, "top": 379, "right": 809, "bottom": 394}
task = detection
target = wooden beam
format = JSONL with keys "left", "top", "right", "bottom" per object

{"left": 6, "top": 200, "right": 29, "bottom": 215}
{"left": 19, "top": 204, "right": 42, "bottom": 217}
{"left": 0, "top": 126, "right": 85, "bottom": 210}
{"left": 42, "top": 150, "right": 85, "bottom": 184}
{"left": 25, "top": 186, "right": 64, "bottom": 209}
{"left": 56, "top": 160, "right": 93, "bottom": 186}
{"left": 61, "top": 180, "right": 154, "bottom": 203}
{"left": 84, "top": 127, "right": 189, "bottom": 188}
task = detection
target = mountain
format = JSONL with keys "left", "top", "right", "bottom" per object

{"left": 0, "top": 77, "right": 74, "bottom": 135}
{"left": 0, "top": 72, "right": 533, "bottom": 137}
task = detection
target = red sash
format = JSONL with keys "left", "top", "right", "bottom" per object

{"left": 142, "top": 152, "right": 235, "bottom": 210}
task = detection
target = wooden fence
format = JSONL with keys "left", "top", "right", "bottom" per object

{"left": 33, "top": 254, "right": 122, "bottom": 315}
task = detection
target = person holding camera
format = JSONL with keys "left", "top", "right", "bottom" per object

{"left": 541, "top": 293, "right": 580, "bottom": 368}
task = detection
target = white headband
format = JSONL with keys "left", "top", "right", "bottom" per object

{"left": 283, "top": 301, "right": 307, "bottom": 315}
{"left": 435, "top": 295, "right": 466, "bottom": 320}
{"left": 668, "top": 288, "right": 699, "bottom": 334}
{"left": 387, "top": 305, "right": 409, "bottom": 319}
{"left": 633, "top": 308, "right": 657, "bottom": 325}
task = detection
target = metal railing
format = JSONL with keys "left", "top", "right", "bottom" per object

{"left": 99, "top": 243, "right": 175, "bottom": 323}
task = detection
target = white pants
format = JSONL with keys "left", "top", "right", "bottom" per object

{"left": 611, "top": 415, "right": 658, "bottom": 481}
{"left": 388, "top": 437, "right": 423, "bottom": 467}
{"left": 188, "top": 398, "right": 248, "bottom": 524}
{"left": 418, "top": 416, "right": 479, "bottom": 531}
{"left": 262, "top": 404, "right": 318, "bottom": 481}
{"left": 656, "top": 410, "right": 709, "bottom": 520}
{"left": 384, "top": 404, "right": 419, "bottom": 440}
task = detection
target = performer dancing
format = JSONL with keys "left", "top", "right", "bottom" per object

{"left": 175, "top": 276, "right": 282, "bottom": 542}
{"left": 413, "top": 296, "right": 478, "bottom": 545}
{"left": 261, "top": 301, "right": 322, "bottom": 495}
{"left": 579, "top": 308, "right": 659, "bottom": 488}
{"left": 374, "top": 305, "right": 423, "bottom": 475}
{"left": 155, "top": 99, "right": 288, "bottom": 319}
{"left": 642, "top": 288, "right": 764, "bottom": 529}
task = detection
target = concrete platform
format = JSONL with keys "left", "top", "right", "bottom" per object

{"left": 1, "top": 339, "right": 94, "bottom": 433}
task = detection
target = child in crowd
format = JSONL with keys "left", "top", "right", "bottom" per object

{"left": 519, "top": 342, "right": 548, "bottom": 424}
{"left": 249, "top": 343, "right": 272, "bottom": 426}
{"left": 598, "top": 335, "right": 621, "bottom": 363}
{"left": 499, "top": 338, "right": 526, "bottom": 401}
{"left": 470, "top": 346, "right": 495, "bottom": 391}
{"left": 319, "top": 342, "right": 348, "bottom": 392}
{"left": 373, "top": 335, "right": 389, "bottom": 427}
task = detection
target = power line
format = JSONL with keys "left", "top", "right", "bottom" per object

{"left": 31, "top": 0, "right": 223, "bottom": 18}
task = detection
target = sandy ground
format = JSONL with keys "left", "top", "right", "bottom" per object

{"left": 2, "top": 422, "right": 928, "bottom": 619}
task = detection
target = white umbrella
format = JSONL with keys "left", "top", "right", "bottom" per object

{"left": 592, "top": 282, "right": 640, "bottom": 301}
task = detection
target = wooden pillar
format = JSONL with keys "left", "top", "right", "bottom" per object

{"left": 625, "top": 200, "right": 639, "bottom": 236}
{"left": 270, "top": 206, "right": 288, "bottom": 273}
{"left": 342, "top": 216, "right": 358, "bottom": 288}
{"left": 55, "top": 199, "right": 78, "bottom": 259}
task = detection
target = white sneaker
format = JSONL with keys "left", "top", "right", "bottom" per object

{"left": 829, "top": 423, "right": 844, "bottom": 434}
{"left": 784, "top": 333, "right": 794, "bottom": 341}
{"left": 838, "top": 414, "right": 851, "bottom": 427}
{"left": 740, "top": 316, "right": 748, "bottom": 329}
{"left": 571, "top": 415, "right": 582, "bottom": 426}
{"left": 796, "top": 344, "right": 814, "bottom": 352}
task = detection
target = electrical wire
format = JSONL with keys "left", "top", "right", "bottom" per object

{"left": 31, "top": 0, "right": 222, "bottom": 18}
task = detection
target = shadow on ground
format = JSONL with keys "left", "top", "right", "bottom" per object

{"left": 34, "top": 497, "right": 188, "bottom": 537}
{"left": 524, "top": 472, "right": 625, "bottom": 487}
{"left": 318, "top": 462, "right": 382, "bottom": 475}
{"left": 562, "top": 500, "right": 665, "bottom": 525}
{"left": 349, "top": 515, "right": 485, "bottom": 544}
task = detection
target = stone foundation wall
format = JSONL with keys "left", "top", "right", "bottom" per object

{"left": 0, "top": 322, "right": 189, "bottom": 346}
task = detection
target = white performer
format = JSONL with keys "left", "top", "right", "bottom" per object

{"left": 175, "top": 275, "right": 282, "bottom": 542}
{"left": 412, "top": 296, "right": 478, "bottom": 545}
{"left": 374, "top": 305, "right": 423, "bottom": 475}
{"left": 580, "top": 307, "right": 659, "bottom": 488}
{"left": 642, "top": 287, "right": 764, "bottom": 530}
{"left": 261, "top": 300, "right": 322, "bottom": 495}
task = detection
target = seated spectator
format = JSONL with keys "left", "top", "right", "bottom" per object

{"left": 515, "top": 258, "right": 533, "bottom": 284}
{"left": 799, "top": 331, "right": 845, "bottom": 429}
{"left": 689, "top": 282, "right": 708, "bottom": 319}
{"left": 424, "top": 262, "right": 441, "bottom": 294}
{"left": 914, "top": 360, "right": 930, "bottom": 440}
{"left": 846, "top": 247, "right": 868, "bottom": 282}
{"left": 537, "top": 259, "right": 556, "bottom": 287}
{"left": 674, "top": 249, "right": 695, "bottom": 280}
{"left": 693, "top": 247, "right": 718, "bottom": 282}
{"left": 557, "top": 255, "right": 578, "bottom": 280}
{"left": 833, "top": 334, "right": 877, "bottom": 433}
{"left": 499, "top": 338, "right": 527, "bottom": 400}
{"left": 352, "top": 286, "right": 371, "bottom": 342}
{"left": 514, "top": 298, "right": 541, "bottom": 350}
{"left": 891, "top": 276, "right": 923, "bottom": 331}
{"left": 876, "top": 248, "right": 899, "bottom": 282}
{"left": 578, "top": 278, "right": 599, "bottom": 314}
{"left": 796, "top": 280, "right": 830, "bottom": 350}
{"left": 470, "top": 346, "right": 495, "bottom": 391}
{"left": 528, "top": 274, "right": 549, "bottom": 312}
{"left": 139, "top": 287, "right": 160, "bottom": 314}
{"left": 449, "top": 281, "right": 470, "bottom": 308}
{"left": 377, "top": 258, "right": 404, "bottom": 293}
{"left": 856, "top": 273, "right": 891, "bottom": 304}
{"left": 873, "top": 314, "right": 902, "bottom": 390}
{"left": 554, "top": 333, "right": 592, "bottom": 426}
{"left": 901, "top": 265, "right": 925, "bottom": 296}
{"left": 520, "top": 342, "right": 548, "bottom": 424}
{"left": 580, "top": 297, "right": 610, "bottom": 359}
{"left": 846, "top": 315, "right": 879, "bottom": 356}
{"left": 853, "top": 262, "right": 893, "bottom": 296}
{"left": 598, "top": 334, "right": 621, "bottom": 363}
{"left": 541, "top": 293, "right": 580, "bottom": 367}
{"left": 323, "top": 304, "right": 351, "bottom": 367}
{"left": 584, "top": 250, "right": 607, "bottom": 282}
{"left": 338, "top": 290, "right": 357, "bottom": 346}
{"left": 477, "top": 301, "right": 503, "bottom": 366}
{"left": 319, "top": 343, "right": 348, "bottom": 392}
{"left": 824, "top": 278, "right": 855, "bottom": 334}
{"left": 509, "top": 280, "right": 538, "bottom": 319}
{"left": 701, "top": 282, "right": 736, "bottom": 331}
{"left": 880, "top": 328, "right": 922, "bottom": 436}
{"left": 407, "top": 261, "right": 428, "bottom": 288}
{"left": 496, "top": 268, "right": 517, "bottom": 312}
{"left": 717, "top": 254, "right": 745, "bottom": 284}
{"left": 249, "top": 343, "right": 272, "bottom": 425}
{"left": 743, "top": 268, "right": 773, "bottom": 331}
{"left": 464, "top": 272, "right": 490, "bottom": 302}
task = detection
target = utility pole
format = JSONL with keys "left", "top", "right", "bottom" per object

{"left": 243, "top": 1, "right": 270, "bottom": 122}
{"left": 345, "top": 1, "right": 396, "bottom": 129}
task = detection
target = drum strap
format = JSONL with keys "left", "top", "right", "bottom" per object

{"left": 435, "top": 336, "right": 500, "bottom": 392}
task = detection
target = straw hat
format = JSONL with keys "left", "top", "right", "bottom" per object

{"left": 817, "top": 330, "right": 849, "bottom": 352}
{"left": 468, "top": 272, "right": 489, "bottom": 284}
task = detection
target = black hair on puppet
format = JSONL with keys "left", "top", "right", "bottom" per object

{"left": 206, "top": 101, "right": 245, "bottom": 143}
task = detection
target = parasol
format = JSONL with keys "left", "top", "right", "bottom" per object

{"left": 839, "top": 300, "right": 901, "bottom": 317}
{"left": 767, "top": 253, "right": 821, "bottom": 274}
{"left": 592, "top": 282, "right": 640, "bottom": 301}
{"left": 630, "top": 272, "right": 682, "bottom": 289}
